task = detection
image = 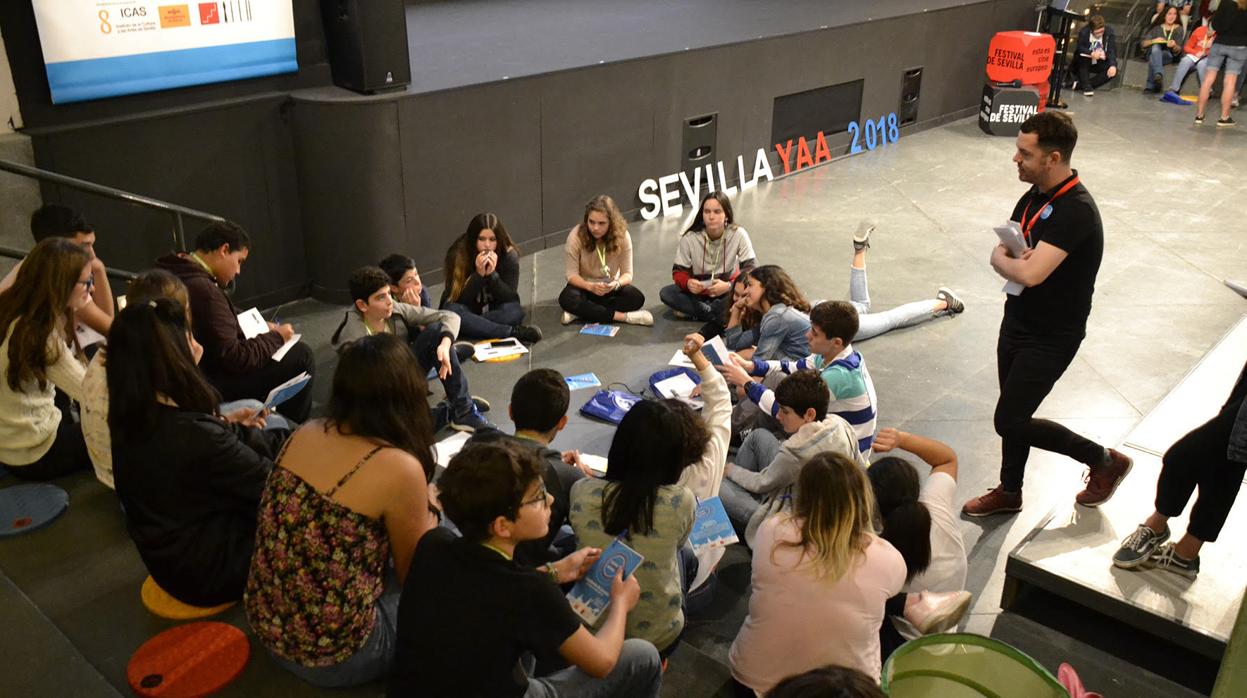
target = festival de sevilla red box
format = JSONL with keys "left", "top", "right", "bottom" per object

{"left": 985, "top": 31, "right": 1055, "bottom": 85}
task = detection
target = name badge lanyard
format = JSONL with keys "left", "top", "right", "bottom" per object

{"left": 1020, "top": 176, "right": 1080, "bottom": 246}
{"left": 595, "top": 244, "right": 612, "bottom": 280}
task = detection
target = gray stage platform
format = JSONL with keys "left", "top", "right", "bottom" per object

{"left": 1004, "top": 315, "right": 1247, "bottom": 660}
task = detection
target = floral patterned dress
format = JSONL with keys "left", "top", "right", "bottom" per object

{"left": 244, "top": 445, "right": 390, "bottom": 667}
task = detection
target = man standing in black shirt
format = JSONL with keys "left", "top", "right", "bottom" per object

{"left": 963, "top": 111, "right": 1132, "bottom": 518}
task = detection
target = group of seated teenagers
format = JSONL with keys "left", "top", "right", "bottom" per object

{"left": 0, "top": 198, "right": 978, "bottom": 697}
{"left": 1069, "top": 6, "right": 1245, "bottom": 126}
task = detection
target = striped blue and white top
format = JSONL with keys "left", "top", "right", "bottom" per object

{"left": 745, "top": 345, "right": 878, "bottom": 453}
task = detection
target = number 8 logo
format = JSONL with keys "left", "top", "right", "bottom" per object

{"left": 887, "top": 113, "right": 900, "bottom": 142}
{"left": 99, "top": 9, "right": 112, "bottom": 34}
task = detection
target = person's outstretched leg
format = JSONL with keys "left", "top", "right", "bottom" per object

{"left": 848, "top": 220, "right": 874, "bottom": 313}
{"left": 1197, "top": 67, "right": 1220, "bottom": 120}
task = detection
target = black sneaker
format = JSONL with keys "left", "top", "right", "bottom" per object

{"left": 453, "top": 340, "right": 476, "bottom": 363}
{"left": 510, "top": 324, "right": 543, "bottom": 344}
{"left": 1195, "top": 114, "right": 1205, "bottom": 124}
{"left": 471, "top": 395, "right": 492, "bottom": 413}
{"left": 1112, "top": 524, "right": 1169, "bottom": 569}
{"left": 1147, "top": 541, "right": 1199, "bottom": 579}
{"left": 1217, "top": 117, "right": 1237, "bottom": 127}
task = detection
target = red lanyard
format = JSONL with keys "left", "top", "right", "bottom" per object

{"left": 1021, "top": 176, "right": 1079, "bottom": 245}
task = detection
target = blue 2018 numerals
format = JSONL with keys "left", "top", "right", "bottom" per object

{"left": 848, "top": 112, "right": 900, "bottom": 154}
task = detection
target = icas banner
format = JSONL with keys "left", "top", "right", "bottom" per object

{"left": 32, "top": 1, "right": 297, "bottom": 104}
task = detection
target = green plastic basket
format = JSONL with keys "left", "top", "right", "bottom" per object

{"left": 881, "top": 633, "right": 1069, "bottom": 698}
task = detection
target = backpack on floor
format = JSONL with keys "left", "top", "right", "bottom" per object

{"left": 579, "top": 389, "right": 643, "bottom": 425}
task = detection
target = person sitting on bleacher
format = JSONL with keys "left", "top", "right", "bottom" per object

{"left": 245, "top": 333, "right": 437, "bottom": 687}
{"left": 1142, "top": 5, "right": 1187, "bottom": 93}
{"left": 1162, "top": 20, "right": 1216, "bottom": 102}
{"left": 0, "top": 239, "right": 93, "bottom": 481}
{"left": 158, "top": 221, "right": 316, "bottom": 421}
{"left": 1071, "top": 15, "right": 1119, "bottom": 97}
{"left": 0, "top": 204, "right": 116, "bottom": 340}
{"left": 109, "top": 298, "right": 285, "bottom": 607}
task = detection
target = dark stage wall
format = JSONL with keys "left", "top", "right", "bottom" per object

{"left": 1, "top": 0, "right": 1036, "bottom": 306}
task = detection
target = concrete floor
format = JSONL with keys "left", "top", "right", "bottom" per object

{"left": 1, "top": 87, "right": 1243, "bottom": 697}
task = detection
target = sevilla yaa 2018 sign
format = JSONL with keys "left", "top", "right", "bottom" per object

{"left": 33, "top": 1, "right": 297, "bottom": 104}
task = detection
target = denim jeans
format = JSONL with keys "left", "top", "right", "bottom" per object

{"left": 1206, "top": 42, "right": 1247, "bottom": 76}
{"left": 270, "top": 573, "right": 401, "bottom": 688}
{"left": 1169, "top": 54, "right": 1207, "bottom": 93}
{"left": 524, "top": 638, "right": 662, "bottom": 697}
{"left": 659, "top": 284, "right": 729, "bottom": 322}
{"left": 1148, "top": 45, "right": 1177, "bottom": 88}
{"left": 847, "top": 266, "right": 941, "bottom": 342}
{"left": 443, "top": 300, "right": 524, "bottom": 340}
{"left": 720, "top": 429, "right": 783, "bottom": 538}
{"left": 409, "top": 322, "right": 473, "bottom": 418}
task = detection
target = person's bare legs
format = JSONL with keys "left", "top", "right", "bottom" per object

{"left": 1220, "top": 71, "right": 1239, "bottom": 120}
{"left": 1196, "top": 68, "right": 1220, "bottom": 119}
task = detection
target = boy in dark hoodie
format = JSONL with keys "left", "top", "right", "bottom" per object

{"left": 157, "top": 221, "right": 315, "bottom": 421}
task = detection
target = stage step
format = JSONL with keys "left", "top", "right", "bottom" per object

{"left": 1004, "top": 314, "right": 1247, "bottom": 662}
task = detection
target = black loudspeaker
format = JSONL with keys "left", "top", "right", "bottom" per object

{"left": 321, "top": 0, "right": 411, "bottom": 93}
{"left": 899, "top": 67, "right": 923, "bottom": 126}
{"left": 681, "top": 114, "right": 717, "bottom": 195}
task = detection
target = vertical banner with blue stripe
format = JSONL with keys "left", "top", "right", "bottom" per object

{"left": 33, "top": 1, "right": 297, "bottom": 104}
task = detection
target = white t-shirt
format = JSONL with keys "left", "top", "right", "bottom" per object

{"left": 904, "top": 471, "right": 968, "bottom": 594}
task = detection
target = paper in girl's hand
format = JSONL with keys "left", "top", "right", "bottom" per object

{"left": 567, "top": 538, "right": 643, "bottom": 624}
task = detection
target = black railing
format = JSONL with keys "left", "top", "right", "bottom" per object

{"left": 0, "top": 158, "right": 226, "bottom": 252}
{"left": 0, "top": 244, "right": 136, "bottom": 283}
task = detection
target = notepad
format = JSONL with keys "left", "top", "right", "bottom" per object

{"left": 579, "top": 454, "right": 609, "bottom": 476}
{"left": 473, "top": 337, "right": 528, "bottom": 362}
{"left": 567, "top": 538, "right": 644, "bottom": 625}
{"left": 653, "top": 372, "right": 704, "bottom": 410}
{"left": 434, "top": 431, "right": 472, "bottom": 469}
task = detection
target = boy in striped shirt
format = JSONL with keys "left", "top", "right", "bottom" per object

{"left": 719, "top": 300, "right": 877, "bottom": 454}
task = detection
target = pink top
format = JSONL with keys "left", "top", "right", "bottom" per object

{"left": 729, "top": 515, "right": 906, "bottom": 692}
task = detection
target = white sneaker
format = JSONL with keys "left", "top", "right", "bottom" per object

{"left": 623, "top": 310, "right": 654, "bottom": 326}
{"left": 560, "top": 311, "right": 576, "bottom": 325}
{"left": 904, "top": 590, "right": 972, "bottom": 635}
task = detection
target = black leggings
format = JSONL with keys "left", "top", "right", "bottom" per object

{"left": 1154, "top": 362, "right": 1247, "bottom": 542}
{"left": 3, "top": 390, "right": 90, "bottom": 481}
{"left": 558, "top": 284, "right": 645, "bottom": 323}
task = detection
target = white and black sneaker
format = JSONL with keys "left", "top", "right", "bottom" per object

{"left": 1147, "top": 541, "right": 1200, "bottom": 579}
{"left": 1112, "top": 524, "right": 1169, "bottom": 569}
{"left": 936, "top": 287, "right": 965, "bottom": 316}
{"left": 853, "top": 220, "right": 876, "bottom": 251}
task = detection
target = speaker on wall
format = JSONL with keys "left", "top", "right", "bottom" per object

{"left": 321, "top": 0, "right": 411, "bottom": 94}
{"left": 899, "top": 67, "right": 923, "bottom": 126}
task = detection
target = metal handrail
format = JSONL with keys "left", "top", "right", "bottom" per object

{"left": 0, "top": 158, "right": 227, "bottom": 252}
{"left": 0, "top": 244, "right": 136, "bottom": 283}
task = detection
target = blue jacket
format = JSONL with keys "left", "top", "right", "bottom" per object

{"left": 748, "top": 303, "right": 810, "bottom": 361}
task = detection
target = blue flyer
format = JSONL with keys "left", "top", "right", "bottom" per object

{"left": 567, "top": 538, "right": 643, "bottom": 624}
{"left": 689, "top": 496, "right": 739, "bottom": 553}
{"left": 564, "top": 373, "right": 602, "bottom": 391}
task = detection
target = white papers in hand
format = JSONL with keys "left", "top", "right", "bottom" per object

{"left": 579, "top": 454, "right": 609, "bottom": 476}
{"left": 272, "top": 334, "right": 301, "bottom": 361}
{"left": 264, "top": 371, "right": 311, "bottom": 409}
{"left": 237, "top": 307, "right": 268, "bottom": 339}
{"left": 653, "top": 372, "right": 704, "bottom": 410}
{"left": 993, "top": 222, "right": 1028, "bottom": 297}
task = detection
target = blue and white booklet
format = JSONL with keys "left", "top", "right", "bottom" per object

{"left": 689, "top": 496, "right": 739, "bottom": 554}
{"left": 580, "top": 323, "right": 620, "bottom": 337}
{"left": 564, "top": 372, "right": 602, "bottom": 391}
{"left": 263, "top": 371, "right": 311, "bottom": 410}
{"left": 567, "top": 538, "right": 644, "bottom": 625}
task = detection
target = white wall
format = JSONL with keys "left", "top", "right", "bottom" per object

{"left": 0, "top": 27, "right": 23, "bottom": 133}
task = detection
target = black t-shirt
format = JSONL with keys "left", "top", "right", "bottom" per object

{"left": 388, "top": 528, "right": 584, "bottom": 697}
{"left": 1004, "top": 172, "right": 1103, "bottom": 336}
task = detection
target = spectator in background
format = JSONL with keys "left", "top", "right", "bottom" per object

{"left": 1196, "top": 0, "right": 1247, "bottom": 126}
{"left": 1155, "top": 0, "right": 1196, "bottom": 28}
{"left": 158, "top": 221, "right": 316, "bottom": 421}
{"left": 378, "top": 254, "right": 431, "bottom": 309}
{"left": 439, "top": 213, "right": 543, "bottom": 344}
{"left": 1162, "top": 21, "right": 1217, "bottom": 102}
{"left": 0, "top": 204, "right": 115, "bottom": 339}
{"left": 1142, "top": 5, "right": 1186, "bottom": 93}
{"left": 1071, "top": 15, "right": 1119, "bottom": 97}
{"left": 0, "top": 239, "right": 93, "bottom": 480}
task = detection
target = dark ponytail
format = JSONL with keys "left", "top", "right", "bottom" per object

{"left": 868, "top": 456, "right": 932, "bottom": 582}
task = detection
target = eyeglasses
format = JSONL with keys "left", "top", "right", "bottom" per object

{"left": 520, "top": 483, "right": 551, "bottom": 509}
